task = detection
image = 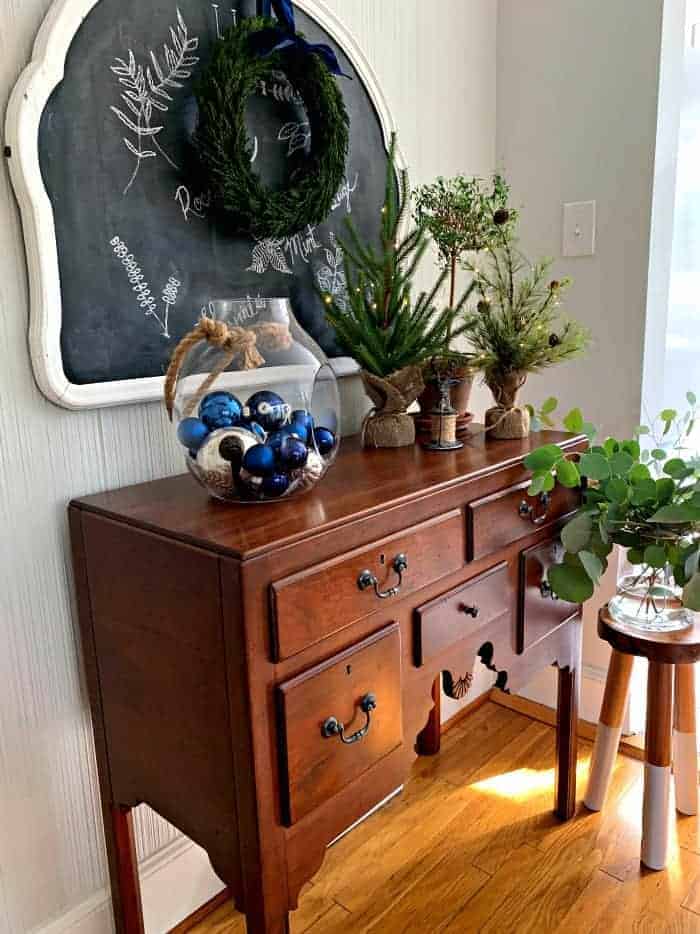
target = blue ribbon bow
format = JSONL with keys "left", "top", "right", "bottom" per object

{"left": 254, "top": 0, "right": 350, "bottom": 78}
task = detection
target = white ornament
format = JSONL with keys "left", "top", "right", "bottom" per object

{"left": 194, "top": 426, "right": 258, "bottom": 496}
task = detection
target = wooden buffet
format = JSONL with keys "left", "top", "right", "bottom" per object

{"left": 69, "top": 430, "right": 585, "bottom": 934}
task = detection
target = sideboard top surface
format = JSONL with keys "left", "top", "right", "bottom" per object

{"left": 71, "top": 430, "right": 583, "bottom": 560}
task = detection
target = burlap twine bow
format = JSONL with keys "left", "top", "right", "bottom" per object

{"left": 164, "top": 316, "right": 292, "bottom": 420}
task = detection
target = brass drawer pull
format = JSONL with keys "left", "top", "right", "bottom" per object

{"left": 459, "top": 603, "right": 480, "bottom": 618}
{"left": 321, "top": 693, "right": 377, "bottom": 745}
{"left": 519, "top": 492, "right": 551, "bottom": 527}
{"left": 357, "top": 553, "right": 408, "bottom": 599}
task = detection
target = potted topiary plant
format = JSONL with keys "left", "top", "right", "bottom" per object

{"left": 321, "top": 135, "right": 472, "bottom": 448}
{"left": 464, "top": 238, "right": 590, "bottom": 439}
{"left": 413, "top": 173, "right": 517, "bottom": 424}
{"left": 525, "top": 395, "right": 700, "bottom": 631}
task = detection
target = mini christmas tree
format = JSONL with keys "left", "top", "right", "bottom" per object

{"left": 464, "top": 235, "right": 590, "bottom": 438}
{"left": 322, "top": 135, "right": 471, "bottom": 380}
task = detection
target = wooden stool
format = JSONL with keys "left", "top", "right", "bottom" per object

{"left": 584, "top": 606, "right": 700, "bottom": 870}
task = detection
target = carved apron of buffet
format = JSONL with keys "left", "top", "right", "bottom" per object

{"left": 69, "top": 430, "right": 585, "bottom": 934}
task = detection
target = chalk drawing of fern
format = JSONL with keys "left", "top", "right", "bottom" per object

{"left": 315, "top": 233, "right": 348, "bottom": 310}
{"left": 110, "top": 9, "right": 199, "bottom": 195}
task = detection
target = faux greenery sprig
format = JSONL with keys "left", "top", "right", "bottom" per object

{"left": 524, "top": 393, "right": 700, "bottom": 608}
{"left": 464, "top": 245, "right": 590, "bottom": 391}
{"left": 413, "top": 174, "right": 517, "bottom": 308}
{"left": 322, "top": 135, "right": 472, "bottom": 378}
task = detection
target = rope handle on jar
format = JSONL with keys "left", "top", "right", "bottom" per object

{"left": 163, "top": 316, "right": 292, "bottom": 421}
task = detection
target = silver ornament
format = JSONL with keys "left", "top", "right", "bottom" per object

{"left": 194, "top": 427, "right": 259, "bottom": 497}
{"left": 291, "top": 449, "right": 325, "bottom": 492}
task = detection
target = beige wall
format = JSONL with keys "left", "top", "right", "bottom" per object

{"left": 494, "top": 0, "right": 664, "bottom": 715}
{"left": 0, "top": 2, "right": 497, "bottom": 931}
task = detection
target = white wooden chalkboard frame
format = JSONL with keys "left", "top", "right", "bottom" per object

{"left": 6, "top": 0, "right": 405, "bottom": 409}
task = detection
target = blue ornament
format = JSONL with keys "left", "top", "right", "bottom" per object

{"left": 313, "top": 427, "right": 336, "bottom": 456}
{"left": 291, "top": 409, "right": 314, "bottom": 442}
{"left": 245, "top": 390, "right": 291, "bottom": 431}
{"left": 261, "top": 472, "right": 291, "bottom": 497}
{"left": 177, "top": 417, "right": 210, "bottom": 451}
{"left": 267, "top": 424, "right": 305, "bottom": 454}
{"left": 243, "top": 420, "right": 267, "bottom": 441}
{"left": 279, "top": 435, "right": 309, "bottom": 469}
{"left": 199, "top": 391, "right": 243, "bottom": 430}
{"left": 242, "top": 443, "right": 276, "bottom": 476}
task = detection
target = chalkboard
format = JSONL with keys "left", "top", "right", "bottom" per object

{"left": 33, "top": 0, "right": 393, "bottom": 393}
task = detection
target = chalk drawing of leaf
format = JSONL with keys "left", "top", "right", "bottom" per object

{"left": 110, "top": 9, "right": 199, "bottom": 195}
{"left": 247, "top": 239, "right": 293, "bottom": 275}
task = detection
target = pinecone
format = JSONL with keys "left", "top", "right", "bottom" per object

{"left": 548, "top": 333, "right": 561, "bottom": 348}
{"left": 493, "top": 208, "right": 510, "bottom": 226}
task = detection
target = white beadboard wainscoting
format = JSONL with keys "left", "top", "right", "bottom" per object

{"left": 0, "top": 1, "right": 498, "bottom": 931}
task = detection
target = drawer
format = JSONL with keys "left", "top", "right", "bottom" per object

{"left": 518, "top": 540, "right": 580, "bottom": 653}
{"left": 277, "top": 624, "right": 402, "bottom": 825}
{"left": 271, "top": 510, "right": 464, "bottom": 661}
{"left": 413, "top": 562, "right": 511, "bottom": 666}
{"left": 467, "top": 480, "right": 579, "bottom": 561}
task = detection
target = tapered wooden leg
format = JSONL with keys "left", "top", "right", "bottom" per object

{"left": 584, "top": 649, "right": 634, "bottom": 811}
{"left": 555, "top": 661, "right": 580, "bottom": 820}
{"left": 109, "top": 806, "right": 145, "bottom": 934}
{"left": 642, "top": 661, "right": 673, "bottom": 870}
{"left": 674, "top": 664, "right": 698, "bottom": 816}
{"left": 417, "top": 675, "right": 442, "bottom": 755}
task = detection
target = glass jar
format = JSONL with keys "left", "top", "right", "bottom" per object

{"left": 609, "top": 562, "right": 693, "bottom": 632}
{"left": 171, "top": 298, "right": 340, "bottom": 503}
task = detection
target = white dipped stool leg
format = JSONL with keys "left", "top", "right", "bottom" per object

{"left": 584, "top": 650, "right": 634, "bottom": 811}
{"left": 674, "top": 664, "right": 698, "bottom": 817}
{"left": 642, "top": 661, "right": 673, "bottom": 871}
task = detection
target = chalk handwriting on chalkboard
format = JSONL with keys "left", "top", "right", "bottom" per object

{"left": 278, "top": 121, "right": 311, "bottom": 156}
{"left": 315, "top": 233, "right": 348, "bottom": 311}
{"left": 332, "top": 172, "right": 359, "bottom": 213}
{"left": 258, "top": 72, "right": 302, "bottom": 105}
{"left": 110, "top": 10, "right": 199, "bottom": 195}
{"left": 174, "top": 185, "right": 212, "bottom": 221}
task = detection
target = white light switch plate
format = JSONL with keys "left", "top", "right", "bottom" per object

{"left": 562, "top": 200, "right": 596, "bottom": 257}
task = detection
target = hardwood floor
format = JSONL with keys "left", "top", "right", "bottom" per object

{"left": 187, "top": 702, "right": 700, "bottom": 933}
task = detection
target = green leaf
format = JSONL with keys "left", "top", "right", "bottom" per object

{"left": 629, "top": 463, "right": 651, "bottom": 483}
{"left": 644, "top": 544, "right": 667, "bottom": 569}
{"left": 630, "top": 479, "right": 657, "bottom": 505}
{"left": 582, "top": 422, "right": 597, "bottom": 442}
{"left": 561, "top": 513, "right": 594, "bottom": 554}
{"left": 548, "top": 563, "right": 594, "bottom": 603}
{"left": 622, "top": 440, "right": 641, "bottom": 459}
{"left": 524, "top": 444, "right": 563, "bottom": 472}
{"left": 635, "top": 425, "right": 650, "bottom": 436}
{"left": 649, "top": 503, "right": 700, "bottom": 524}
{"left": 664, "top": 458, "right": 691, "bottom": 479}
{"left": 579, "top": 453, "right": 611, "bottom": 481}
{"left": 606, "top": 477, "right": 629, "bottom": 503}
{"left": 563, "top": 408, "right": 584, "bottom": 433}
{"left": 599, "top": 519, "right": 610, "bottom": 545}
{"left": 686, "top": 549, "right": 700, "bottom": 580}
{"left": 683, "top": 572, "right": 700, "bottom": 611}
{"left": 608, "top": 452, "right": 634, "bottom": 476}
{"left": 661, "top": 408, "right": 678, "bottom": 422}
{"left": 627, "top": 547, "right": 645, "bottom": 565}
{"left": 541, "top": 396, "right": 558, "bottom": 415}
{"left": 555, "top": 459, "right": 581, "bottom": 488}
{"left": 656, "top": 478, "right": 675, "bottom": 505}
{"left": 687, "top": 391, "right": 697, "bottom": 406}
{"left": 527, "top": 473, "right": 546, "bottom": 496}
{"left": 651, "top": 449, "right": 667, "bottom": 461}
{"left": 603, "top": 438, "right": 619, "bottom": 457}
{"left": 579, "top": 550, "right": 604, "bottom": 583}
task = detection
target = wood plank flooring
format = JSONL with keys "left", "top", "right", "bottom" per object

{"left": 187, "top": 702, "right": 700, "bottom": 933}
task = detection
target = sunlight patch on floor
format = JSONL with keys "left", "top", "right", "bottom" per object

{"left": 469, "top": 758, "right": 591, "bottom": 799}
